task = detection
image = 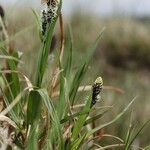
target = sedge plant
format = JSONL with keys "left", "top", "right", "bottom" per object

{"left": 0, "top": 0, "right": 149, "bottom": 149}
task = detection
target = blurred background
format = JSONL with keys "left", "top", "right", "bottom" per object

{"left": 1, "top": 0, "right": 150, "bottom": 147}
{"left": 1, "top": 0, "right": 150, "bottom": 16}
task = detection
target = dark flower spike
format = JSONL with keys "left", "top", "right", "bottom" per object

{"left": 41, "top": 10, "right": 47, "bottom": 36}
{"left": 91, "top": 77, "right": 103, "bottom": 107}
{"left": 41, "top": 0, "right": 60, "bottom": 36}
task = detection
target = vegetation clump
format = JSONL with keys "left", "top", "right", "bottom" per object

{"left": 0, "top": 1, "right": 150, "bottom": 149}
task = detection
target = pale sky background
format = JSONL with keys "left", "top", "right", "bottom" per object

{"left": 1, "top": 0, "right": 150, "bottom": 16}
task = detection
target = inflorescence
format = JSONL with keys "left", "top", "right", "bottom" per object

{"left": 41, "top": 0, "right": 59, "bottom": 36}
{"left": 91, "top": 77, "right": 103, "bottom": 107}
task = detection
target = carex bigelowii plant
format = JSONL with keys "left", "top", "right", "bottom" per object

{"left": 0, "top": 0, "right": 149, "bottom": 149}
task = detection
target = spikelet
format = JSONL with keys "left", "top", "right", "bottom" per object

{"left": 41, "top": 10, "right": 47, "bottom": 36}
{"left": 41, "top": 0, "right": 60, "bottom": 36}
{"left": 91, "top": 77, "right": 103, "bottom": 107}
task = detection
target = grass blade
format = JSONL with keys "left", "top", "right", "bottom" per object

{"left": 125, "top": 119, "right": 150, "bottom": 150}
{"left": 27, "top": 124, "right": 39, "bottom": 150}
{"left": 27, "top": 90, "right": 41, "bottom": 126}
{"left": 86, "top": 97, "right": 137, "bottom": 138}
{"left": 72, "top": 94, "right": 92, "bottom": 141}
{"left": 71, "top": 134, "right": 86, "bottom": 150}
{"left": 84, "top": 110, "right": 109, "bottom": 126}
{"left": 38, "top": 89, "right": 64, "bottom": 149}
{"left": 60, "top": 109, "right": 91, "bottom": 124}
{"left": 69, "top": 63, "right": 87, "bottom": 106}
{"left": 0, "top": 55, "right": 22, "bottom": 63}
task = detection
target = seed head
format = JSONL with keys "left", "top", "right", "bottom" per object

{"left": 91, "top": 77, "right": 103, "bottom": 107}
{"left": 41, "top": 0, "right": 60, "bottom": 36}
{"left": 41, "top": 10, "right": 47, "bottom": 36}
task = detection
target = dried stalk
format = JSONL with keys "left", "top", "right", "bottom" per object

{"left": 59, "top": 13, "right": 65, "bottom": 62}
{"left": 51, "top": 85, "right": 125, "bottom": 98}
{"left": 50, "top": 12, "right": 65, "bottom": 94}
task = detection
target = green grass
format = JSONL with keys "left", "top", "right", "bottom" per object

{"left": 0, "top": 1, "right": 150, "bottom": 149}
